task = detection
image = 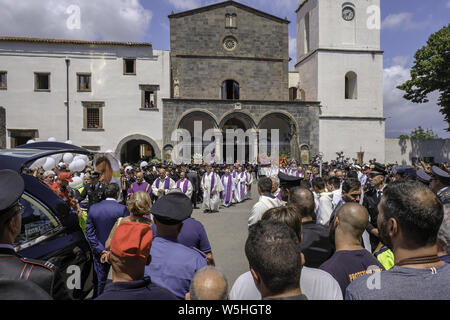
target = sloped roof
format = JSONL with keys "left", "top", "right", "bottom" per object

{"left": 0, "top": 36, "right": 152, "bottom": 47}
{"left": 168, "top": 0, "right": 290, "bottom": 24}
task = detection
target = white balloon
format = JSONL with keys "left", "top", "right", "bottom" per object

{"left": 80, "top": 155, "right": 89, "bottom": 163}
{"left": 43, "top": 157, "right": 56, "bottom": 171}
{"left": 31, "top": 157, "right": 46, "bottom": 169}
{"left": 48, "top": 137, "right": 57, "bottom": 142}
{"left": 27, "top": 140, "right": 35, "bottom": 144}
{"left": 69, "top": 161, "right": 78, "bottom": 172}
{"left": 75, "top": 159, "right": 86, "bottom": 172}
{"left": 51, "top": 153, "right": 63, "bottom": 163}
{"left": 63, "top": 153, "right": 74, "bottom": 164}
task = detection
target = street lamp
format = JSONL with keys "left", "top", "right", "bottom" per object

{"left": 65, "top": 58, "right": 70, "bottom": 141}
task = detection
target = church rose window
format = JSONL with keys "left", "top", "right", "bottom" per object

{"left": 223, "top": 37, "right": 238, "bottom": 51}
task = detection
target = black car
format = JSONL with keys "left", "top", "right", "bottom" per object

{"left": 0, "top": 142, "right": 93, "bottom": 299}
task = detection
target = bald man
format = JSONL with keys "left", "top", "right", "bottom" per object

{"left": 151, "top": 169, "right": 176, "bottom": 200}
{"left": 319, "top": 203, "right": 383, "bottom": 296}
{"left": 128, "top": 172, "right": 152, "bottom": 200}
{"left": 185, "top": 266, "right": 228, "bottom": 300}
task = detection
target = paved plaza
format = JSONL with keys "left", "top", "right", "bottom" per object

{"left": 192, "top": 182, "right": 259, "bottom": 287}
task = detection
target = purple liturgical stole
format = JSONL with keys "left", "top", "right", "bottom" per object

{"left": 177, "top": 179, "right": 189, "bottom": 194}
{"left": 276, "top": 191, "right": 282, "bottom": 201}
{"left": 222, "top": 174, "right": 232, "bottom": 204}
{"left": 156, "top": 177, "right": 171, "bottom": 190}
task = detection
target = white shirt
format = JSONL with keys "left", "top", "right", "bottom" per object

{"left": 229, "top": 267, "right": 343, "bottom": 300}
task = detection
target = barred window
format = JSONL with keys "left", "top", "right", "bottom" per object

{"left": 82, "top": 101, "right": 104, "bottom": 130}
{"left": 87, "top": 108, "right": 100, "bottom": 129}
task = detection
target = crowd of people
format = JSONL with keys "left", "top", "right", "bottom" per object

{"left": 0, "top": 153, "right": 449, "bottom": 300}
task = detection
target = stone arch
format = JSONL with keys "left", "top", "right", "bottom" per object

{"left": 257, "top": 110, "right": 299, "bottom": 133}
{"left": 258, "top": 112, "right": 300, "bottom": 159}
{"left": 218, "top": 110, "right": 257, "bottom": 129}
{"left": 175, "top": 109, "right": 219, "bottom": 131}
{"left": 115, "top": 134, "right": 162, "bottom": 162}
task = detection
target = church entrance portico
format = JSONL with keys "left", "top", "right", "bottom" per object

{"left": 164, "top": 99, "right": 320, "bottom": 164}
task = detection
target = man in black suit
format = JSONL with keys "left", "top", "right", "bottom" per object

{"left": 187, "top": 166, "right": 200, "bottom": 209}
{"left": 289, "top": 187, "right": 333, "bottom": 268}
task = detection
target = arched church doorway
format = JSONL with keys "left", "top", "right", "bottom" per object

{"left": 258, "top": 113, "right": 296, "bottom": 159}
{"left": 120, "top": 140, "right": 155, "bottom": 164}
{"left": 115, "top": 135, "right": 161, "bottom": 164}
{"left": 220, "top": 113, "right": 256, "bottom": 164}
{"left": 177, "top": 111, "right": 218, "bottom": 158}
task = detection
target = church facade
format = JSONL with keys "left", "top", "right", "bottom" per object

{"left": 163, "top": 1, "right": 321, "bottom": 163}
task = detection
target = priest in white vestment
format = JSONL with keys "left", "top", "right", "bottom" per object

{"left": 152, "top": 169, "right": 176, "bottom": 200}
{"left": 175, "top": 171, "right": 193, "bottom": 199}
{"left": 201, "top": 166, "right": 224, "bottom": 213}
{"left": 221, "top": 168, "right": 235, "bottom": 207}
{"left": 234, "top": 166, "right": 247, "bottom": 203}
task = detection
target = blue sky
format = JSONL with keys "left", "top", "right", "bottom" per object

{"left": 1, "top": 0, "right": 449, "bottom": 138}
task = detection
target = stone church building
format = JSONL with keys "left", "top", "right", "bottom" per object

{"left": 163, "top": 1, "right": 321, "bottom": 163}
{"left": 163, "top": 0, "right": 385, "bottom": 163}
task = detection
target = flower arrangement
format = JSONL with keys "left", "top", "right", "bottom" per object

{"left": 279, "top": 156, "right": 288, "bottom": 167}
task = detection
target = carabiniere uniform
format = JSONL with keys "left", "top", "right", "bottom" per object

{"left": 0, "top": 169, "right": 69, "bottom": 300}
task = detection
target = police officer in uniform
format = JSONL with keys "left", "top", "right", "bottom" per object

{"left": 78, "top": 171, "right": 106, "bottom": 210}
{"left": 0, "top": 169, "right": 70, "bottom": 300}
{"left": 430, "top": 165, "right": 450, "bottom": 204}
{"left": 362, "top": 162, "right": 387, "bottom": 252}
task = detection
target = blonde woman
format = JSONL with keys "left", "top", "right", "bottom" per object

{"left": 102, "top": 191, "right": 153, "bottom": 263}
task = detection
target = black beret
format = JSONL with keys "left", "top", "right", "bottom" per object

{"left": 0, "top": 170, "right": 24, "bottom": 213}
{"left": 151, "top": 191, "right": 192, "bottom": 225}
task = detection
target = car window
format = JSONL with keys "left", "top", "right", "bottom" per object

{"left": 14, "top": 193, "right": 62, "bottom": 250}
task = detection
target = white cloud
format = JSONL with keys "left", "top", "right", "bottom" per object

{"left": 0, "top": 0, "right": 152, "bottom": 42}
{"left": 384, "top": 63, "right": 450, "bottom": 138}
{"left": 381, "top": 12, "right": 430, "bottom": 30}
{"left": 168, "top": 0, "right": 202, "bottom": 11}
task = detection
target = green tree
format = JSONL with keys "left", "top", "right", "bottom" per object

{"left": 397, "top": 24, "right": 450, "bottom": 131}
{"left": 397, "top": 126, "right": 440, "bottom": 139}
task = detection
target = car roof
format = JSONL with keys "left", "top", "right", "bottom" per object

{"left": 0, "top": 142, "right": 92, "bottom": 172}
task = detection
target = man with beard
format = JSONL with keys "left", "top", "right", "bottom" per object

{"left": 346, "top": 181, "right": 450, "bottom": 300}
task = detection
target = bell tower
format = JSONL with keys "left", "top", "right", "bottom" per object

{"left": 295, "top": 0, "right": 385, "bottom": 162}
